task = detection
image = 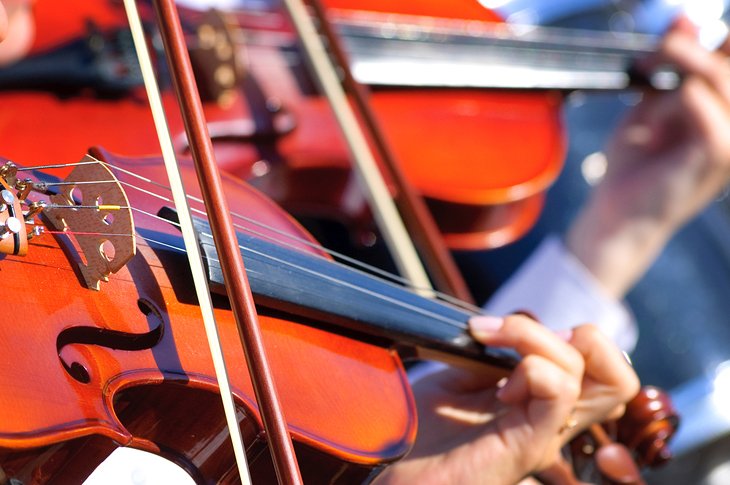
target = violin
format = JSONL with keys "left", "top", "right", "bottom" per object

{"left": 3, "top": 0, "right": 688, "bottom": 256}
{"left": 204, "top": 0, "right": 563, "bottom": 251}
{"left": 0, "top": 0, "right": 561, "bottom": 252}
{"left": 0, "top": 147, "right": 678, "bottom": 483}
{"left": 208, "top": 0, "right": 682, "bottom": 252}
{"left": 0, "top": 148, "right": 417, "bottom": 482}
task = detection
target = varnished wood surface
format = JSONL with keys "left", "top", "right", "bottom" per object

{"left": 0, "top": 150, "right": 416, "bottom": 480}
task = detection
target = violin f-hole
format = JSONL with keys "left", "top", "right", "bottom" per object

{"left": 56, "top": 298, "right": 165, "bottom": 384}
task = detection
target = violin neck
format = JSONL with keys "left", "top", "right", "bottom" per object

{"left": 334, "top": 13, "right": 676, "bottom": 91}
{"left": 159, "top": 208, "right": 518, "bottom": 371}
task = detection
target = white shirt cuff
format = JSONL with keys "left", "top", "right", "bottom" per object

{"left": 484, "top": 236, "right": 638, "bottom": 352}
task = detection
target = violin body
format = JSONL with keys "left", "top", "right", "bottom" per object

{"left": 221, "top": 0, "right": 566, "bottom": 250}
{"left": 0, "top": 148, "right": 415, "bottom": 483}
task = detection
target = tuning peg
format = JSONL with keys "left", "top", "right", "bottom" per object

{"left": 0, "top": 217, "right": 22, "bottom": 238}
{"left": 0, "top": 189, "right": 15, "bottom": 213}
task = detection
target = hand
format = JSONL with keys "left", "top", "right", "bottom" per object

{"left": 375, "top": 314, "right": 639, "bottom": 485}
{"left": 567, "top": 18, "right": 730, "bottom": 298}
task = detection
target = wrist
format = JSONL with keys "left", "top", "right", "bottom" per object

{"left": 566, "top": 194, "right": 673, "bottom": 298}
{"left": 372, "top": 434, "right": 528, "bottom": 485}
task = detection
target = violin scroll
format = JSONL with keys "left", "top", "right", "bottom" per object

{"left": 566, "top": 386, "right": 678, "bottom": 484}
{"left": 616, "top": 385, "right": 679, "bottom": 468}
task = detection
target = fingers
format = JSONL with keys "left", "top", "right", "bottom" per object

{"left": 487, "top": 340, "right": 580, "bottom": 468}
{"left": 496, "top": 354, "right": 579, "bottom": 406}
{"left": 637, "top": 21, "right": 730, "bottom": 114}
{"left": 493, "top": 351, "right": 580, "bottom": 473}
{"left": 470, "top": 314, "right": 584, "bottom": 380}
{"left": 562, "top": 324, "right": 640, "bottom": 427}
{"left": 569, "top": 324, "right": 640, "bottom": 403}
{"left": 662, "top": 32, "right": 730, "bottom": 108}
{"left": 0, "top": 3, "right": 7, "bottom": 43}
{"left": 496, "top": 353, "right": 579, "bottom": 473}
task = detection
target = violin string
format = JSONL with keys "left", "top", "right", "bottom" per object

{"left": 102, "top": 162, "right": 450, "bottom": 298}
{"left": 45, "top": 160, "right": 480, "bottom": 311}
{"left": 44, "top": 230, "right": 135, "bottom": 237}
{"left": 40, "top": 219, "right": 474, "bottom": 331}
{"left": 33, "top": 180, "right": 119, "bottom": 187}
{"left": 44, "top": 205, "right": 132, "bottom": 210}
{"left": 17, "top": 161, "right": 99, "bottom": 170}
{"left": 18, "top": 161, "right": 482, "bottom": 313}
{"left": 126, "top": 206, "right": 480, "bottom": 324}
{"left": 132, "top": 230, "right": 476, "bottom": 331}
{"left": 30, "top": 195, "right": 478, "bottom": 329}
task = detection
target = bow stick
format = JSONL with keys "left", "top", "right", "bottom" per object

{"left": 304, "top": 0, "right": 474, "bottom": 303}
{"left": 278, "top": 0, "right": 435, "bottom": 297}
{"left": 123, "top": 1, "right": 303, "bottom": 483}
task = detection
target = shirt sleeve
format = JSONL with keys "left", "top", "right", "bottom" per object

{"left": 484, "top": 235, "right": 638, "bottom": 352}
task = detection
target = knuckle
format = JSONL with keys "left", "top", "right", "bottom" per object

{"left": 501, "top": 313, "right": 540, "bottom": 339}
{"left": 504, "top": 313, "right": 539, "bottom": 328}
{"left": 561, "top": 372, "right": 582, "bottom": 400}
{"left": 521, "top": 355, "right": 580, "bottom": 400}
{"left": 574, "top": 323, "right": 605, "bottom": 349}
{"left": 607, "top": 404, "right": 628, "bottom": 421}
{"left": 575, "top": 322, "right": 601, "bottom": 338}
{"left": 565, "top": 349, "right": 585, "bottom": 377}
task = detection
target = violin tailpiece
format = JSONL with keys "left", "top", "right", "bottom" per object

{"left": 43, "top": 155, "right": 136, "bottom": 290}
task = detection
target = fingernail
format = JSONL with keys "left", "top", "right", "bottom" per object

{"left": 496, "top": 384, "right": 507, "bottom": 401}
{"left": 469, "top": 315, "right": 504, "bottom": 336}
{"left": 495, "top": 377, "right": 511, "bottom": 402}
{"left": 555, "top": 328, "right": 574, "bottom": 342}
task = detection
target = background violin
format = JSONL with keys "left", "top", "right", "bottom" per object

{"left": 215, "top": 0, "right": 567, "bottom": 252}
{"left": 0, "top": 0, "right": 566, "bottom": 254}
{"left": 215, "top": 0, "right": 687, "bottom": 252}
{"left": 5, "top": 0, "right": 692, "bottom": 260}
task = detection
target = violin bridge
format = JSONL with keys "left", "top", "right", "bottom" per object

{"left": 43, "top": 155, "right": 136, "bottom": 290}
{"left": 188, "top": 9, "right": 241, "bottom": 108}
